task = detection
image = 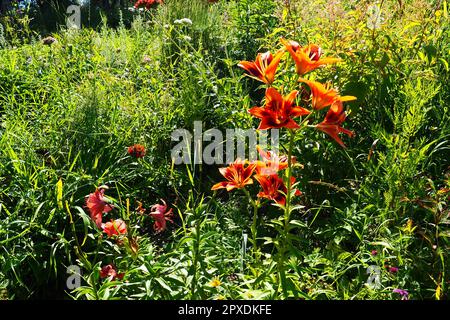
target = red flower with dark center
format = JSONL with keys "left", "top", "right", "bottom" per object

{"left": 316, "top": 100, "right": 354, "bottom": 148}
{"left": 211, "top": 159, "right": 257, "bottom": 191}
{"left": 128, "top": 144, "right": 146, "bottom": 158}
{"left": 248, "top": 87, "right": 310, "bottom": 130}
{"left": 150, "top": 199, "right": 173, "bottom": 233}
{"left": 85, "top": 188, "right": 113, "bottom": 228}
{"left": 238, "top": 49, "right": 285, "bottom": 85}
{"left": 100, "top": 264, "right": 124, "bottom": 281}
{"left": 102, "top": 219, "right": 127, "bottom": 237}
{"left": 281, "top": 38, "right": 341, "bottom": 75}
{"left": 255, "top": 174, "right": 301, "bottom": 206}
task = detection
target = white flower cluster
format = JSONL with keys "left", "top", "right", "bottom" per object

{"left": 174, "top": 18, "right": 193, "bottom": 26}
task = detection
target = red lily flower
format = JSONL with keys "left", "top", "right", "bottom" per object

{"left": 134, "top": 0, "right": 163, "bottom": 10}
{"left": 100, "top": 264, "right": 124, "bottom": 281}
{"left": 211, "top": 159, "right": 257, "bottom": 191}
{"left": 102, "top": 219, "right": 127, "bottom": 237}
{"left": 248, "top": 87, "right": 310, "bottom": 130}
{"left": 128, "top": 144, "right": 146, "bottom": 158}
{"left": 150, "top": 199, "right": 173, "bottom": 233}
{"left": 299, "top": 78, "right": 356, "bottom": 110}
{"left": 238, "top": 49, "right": 285, "bottom": 85}
{"left": 85, "top": 188, "right": 113, "bottom": 228}
{"left": 281, "top": 38, "right": 341, "bottom": 75}
{"left": 316, "top": 100, "right": 354, "bottom": 148}
{"left": 255, "top": 174, "right": 301, "bottom": 206}
{"left": 253, "top": 145, "right": 294, "bottom": 175}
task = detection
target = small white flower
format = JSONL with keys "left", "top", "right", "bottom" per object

{"left": 174, "top": 18, "right": 193, "bottom": 26}
{"left": 180, "top": 18, "right": 193, "bottom": 26}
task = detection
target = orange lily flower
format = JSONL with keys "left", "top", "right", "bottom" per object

{"left": 212, "top": 159, "right": 257, "bottom": 191}
{"left": 255, "top": 174, "right": 301, "bottom": 206}
{"left": 299, "top": 78, "right": 356, "bottom": 110}
{"left": 248, "top": 87, "right": 310, "bottom": 130}
{"left": 102, "top": 219, "right": 127, "bottom": 237}
{"left": 150, "top": 199, "right": 173, "bottom": 233}
{"left": 281, "top": 38, "right": 341, "bottom": 75}
{"left": 238, "top": 49, "right": 285, "bottom": 85}
{"left": 85, "top": 187, "right": 113, "bottom": 228}
{"left": 100, "top": 264, "right": 124, "bottom": 281}
{"left": 316, "top": 100, "right": 354, "bottom": 148}
{"left": 254, "top": 145, "right": 294, "bottom": 175}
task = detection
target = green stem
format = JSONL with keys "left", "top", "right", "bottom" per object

{"left": 285, "top": 129, "right": 295, "bottom": 226}
{"left": 275, "top": 112, "right": 313, "bottom": 298}
{"left": 66, "top": 202, "right": 99, "bottom": 298}
{"left": 66, "top": 201, "right": 90, "bottom": 270}
{"left": 191, "top": 217, "right": 201, "bottom": 300}
{"left": 251, "top": 199, "right": 260, "bottom": 260}
{"left": 277, "top": 128, "right": 296, "bottom": 299}
{"left": 191, "top": 259, "right": 198, "bottom": 299}
{"left": 243, "top": 188, "right": 259, "bottom": 259}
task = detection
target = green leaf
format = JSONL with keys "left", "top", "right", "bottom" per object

{"left": 370, "top": 241, "right": 394, "bottom": 250}
{"left": 155, "top": 278, "right": 173, "bottom": 293}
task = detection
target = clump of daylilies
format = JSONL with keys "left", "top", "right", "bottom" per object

{"left": 238, "top": 38, "right": 356, "bottom": 148}
{"left": 213, "top": 37, "right": 356, "bottom": 297}
{"left": 85, "top": 186, "right": 174, "bottom": 236}
{"left": 211, "top": 147, "right": 300, "bottom": 206}
{"left": 84, "top": 181, "right": 173, "bottom": 282}
{"left": 214, "top": 37, "right": 356, "bottom": 207}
